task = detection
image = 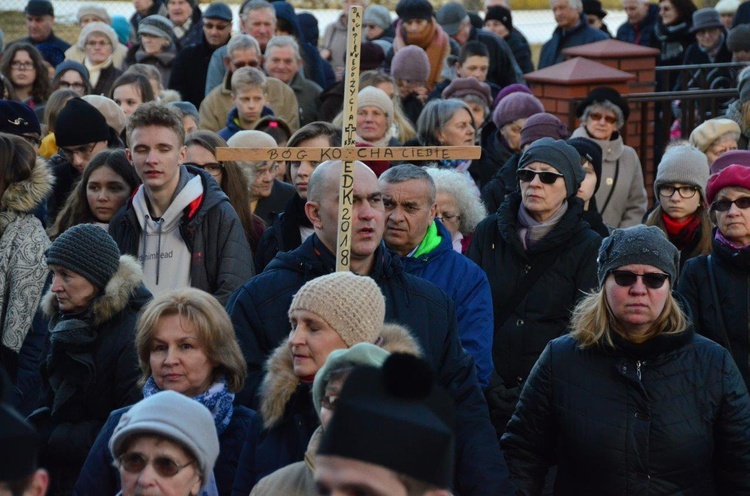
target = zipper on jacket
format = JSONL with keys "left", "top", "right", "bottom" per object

{"left": 636, "top": 360, "right": 645, "bottom": 381}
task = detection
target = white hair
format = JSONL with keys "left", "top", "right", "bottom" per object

{"left": 424, "top": 167, "right": 487, "bottom": 235}
{"left": 551, "top": 0, "right": 583, "bottom": 11}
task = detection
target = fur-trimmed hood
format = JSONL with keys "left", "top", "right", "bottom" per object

{"left": 42, "top": 254, "right": 149, "bottom": 326}
{"left": 260, "top": 323, "right": 422, "bottom": 428}
{"left": 1, "top": 158, "right": 54, "bottom": 214}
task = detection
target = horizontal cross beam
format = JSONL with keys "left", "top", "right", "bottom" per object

{"left": 216, "top": 146, "right": 482, "bottom": 162}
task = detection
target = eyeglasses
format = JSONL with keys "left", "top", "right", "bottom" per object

{"left": 10, "top": 61, "right": 34, "bottom": 70}
{"left": 86, "top": 40, "right": 112, "bottom": 47}
{"left": 711, "top": 196, "right": 750, "bottom": 212}
{"left": 611, "top": 270, "right": 670, "bottom": 289}
{"left": 58, "top": 81, "right": 86, "bottom": 90}
{"left": 204, "top": 22, "right": 231, "bottom": 30}
{"left": 437, "top": 213, "right": 461, "bottom": 223}
{"left": 588, "top": 112, "right": 618, "bottom": 124}
{"left": 183, "top": 161, "right": 224, "bottom": 177}
{"left": 59, "top": 142, "right": 98, "bottom": 162}
{"left": 517, "top": 168, "right": 564, "bottom": 184}
{"left": 118, "top": 452, "right": 193, "bottom": 478}
{"left": 658, "top": 184, "right": 698, "bottom": 199}
{"left": 232, "top": 60, "right": 259, "bottom": 69}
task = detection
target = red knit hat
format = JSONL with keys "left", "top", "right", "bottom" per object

{"left": 706, "top": 163, "right": 750, "bottom": 204}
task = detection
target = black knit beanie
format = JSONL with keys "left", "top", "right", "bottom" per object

{"left": 518, "top": 137, "right": 584, "bottom": 198}
{"left": 47, "top": 224, "right": 121, "bottom": 289}
{"left": 55, "top": 98, "right": 110, "bottom": 147}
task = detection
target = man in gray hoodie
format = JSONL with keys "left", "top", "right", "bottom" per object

{"left": 109, "top": 102, "right": 254, "bottom": 304}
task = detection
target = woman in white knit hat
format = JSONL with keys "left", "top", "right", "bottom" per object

{"left": 645, "top": 142, "right": 712, "bottom": 267}
{"left": 253, "top": 271, "right": 421, "bottom": 486}
{"left": 688, "top": 118, "right": 740, "bottom": 164}
{"left": 65, "top": 17, "right": 129, "bottom": 72}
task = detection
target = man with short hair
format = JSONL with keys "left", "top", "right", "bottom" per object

{"left": 616, "top": 0, "right": 659, "bottom": 46}
{"left": 227, "top": 160, "right": 516, "bottom": 495}
{"left": 264, "top": 36, "right": 321, "bottom": 127}
{"left": 241, "top": 0, "right": 277, "bottom": 53}
{"left": 199, "top": 34, "right": 300, "bottom": 132}
{"left": 436, "top": 2, "right": 523, "bottom": 88}
{"left": 380, "top": 165, "right": 493, "bottom": 388}
{"left": 109, "top": 102, "right": 253, "bottom": 303}
{"left": 167, "top": 0, "right": 203, "bottom": 50}
{"left": 14, "top": 0, "right": 70, "bottom": 67}
{"left": 169, "top": 2, "right": 233, "bottom": 107}
{"left": 538, "top": 0, "right": 609, "bottom": 68}
{"left": 428, "top": 41, "right": 500, "bottom": 102}
{"left": 315, "top": 354, "right": 454, "bottom": 496}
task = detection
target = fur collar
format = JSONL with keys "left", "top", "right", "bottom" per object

{"left": 42, "top": 255, "right": 143, "bottom": 326}
{"left": 1, "top": 158, "right": 54, "bottom": 213}
{"left": 260, "top": 323, "right": 422, "bottom": 428}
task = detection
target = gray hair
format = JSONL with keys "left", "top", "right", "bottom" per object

{"left": 379, "top": 164, "right": 437, "bottom": 204}
{"left": 240, "top": 0, "right": 276, "bottom": 18}
{"left": 459, "top": 94, "right": 490, "bottom": 124}
{"left": 416, "top": 99, "right": 476, "bottom": 147}
{"left": 265, "top": 35, "right": 301, "bottom": 61}
{"left": 582, "top": 100, "right": 625, "bottom": 129}
{"left": 425, "top": 167, "right": 487, "bottom": 235}
{"left": 226, "top": 34, "right": 261, "bottom": 58}
{"left": 551, "top": 0, "right": 583, "bottom": 10}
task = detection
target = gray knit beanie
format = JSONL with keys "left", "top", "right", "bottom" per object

{"left": 109, "top": 391, "right": 220, "bottom": 487}
{"left": 289, "top": 272, "right": 386, "bottom": 347}
{"left": 518, "top": 137, "right": 584, "bottom": 198}
{"left": 597, "top": 225, "right": 680, "bottom": 287}
{"left": 46, "top": 224, "right": 121, "bottom": 289}
{"left": 364, "top": 5, "right": 392, "bottom": 30}
{"left": 654, "top": 143, "right": 710, "bottom": 201}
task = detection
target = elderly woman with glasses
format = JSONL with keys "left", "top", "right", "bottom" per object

{"left": 678, "top": 164, "right": 750, "bottom": 390}
{"left": 645, "top": 144, "right": 712, "bottom": 268}
{"left": 571, "top": 86, "right": 647, "bottom": 229}
{"left": 502, "top": 225, "right": 750, "bottom": 494}
{"left": 468, "top": 138, "right": 601, "bottom": 437}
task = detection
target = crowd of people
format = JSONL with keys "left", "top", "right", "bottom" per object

{"left": 1, "top": 0, "right": 750, "bottom": 494}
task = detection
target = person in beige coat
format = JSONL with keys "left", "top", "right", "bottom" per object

{"left": 571, "top": 86, "right": 647, "bottom": 228}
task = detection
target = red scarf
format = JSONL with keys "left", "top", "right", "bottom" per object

{"left": 662, "top": 212, "right": 701, "bottom": 251}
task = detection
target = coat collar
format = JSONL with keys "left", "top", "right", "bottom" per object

{"left": 1, "top": 158, "right": 53, "bottom": 213}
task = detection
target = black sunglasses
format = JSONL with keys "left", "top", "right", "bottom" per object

{"left": 711, "top": 196, "right": 750, "bottom": 212}
{"left": 118, "top": 452, "right": 192, "bottom": 478}
{"left": 517, "top": 168, "right": 564, "bottom": 184}
{"left": 611, "top": 270, "right": 669, "bottom": 289}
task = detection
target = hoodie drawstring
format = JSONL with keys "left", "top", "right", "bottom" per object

{"left": 140, "top": 215, "right": 165, "bottom": 286}
{"left": 140, "top": 214, "right": 149, "bottom": 270}
{"left": 155, "top": 218, "right": 164, "bottom": 285}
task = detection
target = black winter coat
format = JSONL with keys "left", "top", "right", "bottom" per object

{"left": 226, "top": 234, "right": 516, "bottom": 495}
{"left": 678, "top": 235, "right": 750, "bottom": 387}
{"left": 467, "top": 193, "right": 600, "bottom": 388}
{"left": 108, "top": 165, "right": 254, "bottom": 305}
{"left": 477, "top": 133, "right": 516, "bottom": 197}
{"left": 168, "top": 33, "right": 224, "bottom": 108}
{"left": 506, "top": 29, "right": 534, "bottom": 74}
{"left": 464, "top": 27, "right": 524, "bottom": 88}
{"left": 501, "top": 326, "right": 750, "bottom": 495}
{"left": 481, "top": 152, "right": 521, "bottom": 215}
{"left": 254, "top": 193, "right": 311, "bottom": 274}
{"left": 31, "top": 257, "right": 151, "bottom": 495}
{"left": 46, "top": 155, "right": 80, "bottom": 226}
{"left": 681, "top": 38, "right": 734, "bottom": 90}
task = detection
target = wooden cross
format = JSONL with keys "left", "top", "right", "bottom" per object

{"left": 216, "top": 6, "right": 481, "bottom": 271}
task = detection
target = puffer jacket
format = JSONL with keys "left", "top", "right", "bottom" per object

{"left": 571, "top": 126, "right": 647, "bottom": 228}
{"left": 501, "top": 323, "right": 750, "bottom": 495}
{"left": 248, "top": 324, "right": 421, "bottom": 485}
{"left": 678, "top": 234, "right": 750, "bottom": 387}
{"left": 31, "top": 256, "right": 151, "bottom": 495}
{"left": 226, "top": 234, "right": 516, "bottom": 495}
{"left": 74, "top": 402, "right": 261, "bottom": 496}
{"left": 400, "top": 219, "right": 493, "bottom": 388}
{"left": 108, "top": 165, "right": 254, "bottom": 305}
{"left": 467, "top": 193, "right": 600, "bottom": 389}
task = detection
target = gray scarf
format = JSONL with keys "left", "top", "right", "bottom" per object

{"left": 517, "top": 200, "right": 568, "bottom": 250}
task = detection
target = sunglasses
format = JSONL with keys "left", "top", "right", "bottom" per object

{"left": 118, "top": 452, "right": 193, "bottom": 478}
{"left": 711, "top": 196, "right": 750, "bottom": 212}
{"left": 611, "top": 270, "right": 670, "bottom": 289}
{"left": 517, "top": 168, "right": 564, "bottom": 184}
{"left": 588, "top": 112, "right": 618, "bottom": 124}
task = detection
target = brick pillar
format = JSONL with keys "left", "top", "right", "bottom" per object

{"left": 562, "top": 40, "right": 660, "bottom": 199}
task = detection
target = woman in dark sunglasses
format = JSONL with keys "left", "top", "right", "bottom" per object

{"left": 502, "top": 224, "right": 750, "bottom": 494}
{"left": 571, "top": 86, "right": 648, "bottom": 229}
{"left": 109, "top": 390, "right": 220, "bottom": 496}
{"left": 679, "top": 164, "right": 750, "bottom": 389}
{"left": 645, "top": 143, "right": 712, "bottom": 268}
{"left": 467, "top": 137, "right": 602, "bottom": 439}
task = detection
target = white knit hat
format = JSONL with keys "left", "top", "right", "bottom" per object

{"left": 77, "top": 21, "right": 119, "bottom": 51}
{"left": 76, "top": 4, "right": 111, "bottom": 24}
{"left": 357, "top": 86, "right": 394, "bottom": 130}
{"left": 688, "top": 118, "right": 741, "bottom": 152}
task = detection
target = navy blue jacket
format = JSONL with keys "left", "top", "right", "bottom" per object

{"left": 399, "top": 220, "right": 494, "bottom": 388}
{"left": 226, "top": 234, "right": 515, "bottom": 495}
{"left": 74, "top": 403, "right": 261, "bottom": 496}
{"left": 217, "top": 106, "right": 275, "bottom": 141}
{"left": 15, "top": 33, "right": 70, "bottom": 67}
{"left": 539, "top": 14, "right": 609, "bottom": 69}
{"left": 616, "top": 3, "right": 660, "bottom": 46}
